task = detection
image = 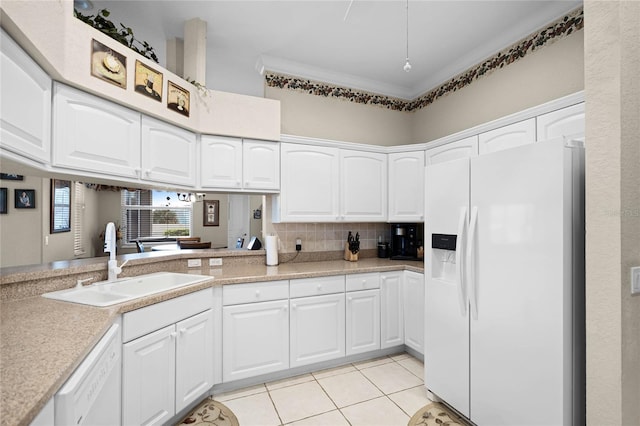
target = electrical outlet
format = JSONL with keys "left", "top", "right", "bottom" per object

{"left": 632, "top": 267, "right": 640, "bottom": 295}
{"left": 296, "top": 238, "right": 302, "bottom": 252}
{"left": 209, "top": 258, "right": 223, "bottom": 266}
{"left": 187, "top": 259, "right": 201, "bottom": 268}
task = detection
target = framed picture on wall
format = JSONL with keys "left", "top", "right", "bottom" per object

{"left": 134, "top": 60, "right": 163, "bottom": 101}
{"left": 167, "top": 81, "right": 190, "bottom": 117}
{"left": 0, "top": 188, "right": 7, "bottom": 214}
{"left": 90, "top": 39, "right": 127, "bottom": 89}
{"left": 203, "top": 200, "right": 220, "bottom": 226}
{"left": 50, "top": 179, "right": 71, "bottom": 233}
{"left": 15, "top": 189, "right": 35, "bottom": 209}
{"left": 0, "top": 173, "right": 23, "bottom": 181}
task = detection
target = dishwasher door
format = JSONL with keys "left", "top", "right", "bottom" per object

{"left": 55, "top": 320, "right": 122, "bottom": 425}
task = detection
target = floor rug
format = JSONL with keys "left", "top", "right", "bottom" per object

{"left": 176, "top": 397, "right": 239, "bottom": 426}
{"left": 408, "top": 402, "right": 469, "bottom": 426}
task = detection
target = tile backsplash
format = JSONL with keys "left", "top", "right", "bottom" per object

{"left": 270, "top": 223, "right": 391, "bottom": 253}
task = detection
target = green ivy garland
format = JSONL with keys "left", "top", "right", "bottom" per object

{"left": 74, "top": 8, "right": 159, "bottom": 63}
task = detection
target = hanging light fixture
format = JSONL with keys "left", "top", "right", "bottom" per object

{"left": 403, "top": 0, "right": 412, "bottom": 72}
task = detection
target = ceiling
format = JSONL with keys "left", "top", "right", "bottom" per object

{"left": 89, "top": 0, "right": 582, "bottom": 99}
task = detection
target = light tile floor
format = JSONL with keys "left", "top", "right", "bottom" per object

{"left": 215, "top": 353, "right": 431, "bottom": 426}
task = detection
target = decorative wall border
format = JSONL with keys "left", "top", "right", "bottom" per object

{"left": 265, "top": 6, "right": 583, "bottom": 113}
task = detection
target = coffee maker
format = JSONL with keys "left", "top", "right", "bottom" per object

{"left": 390, "top": 223, "right": 421, "bottom": 260}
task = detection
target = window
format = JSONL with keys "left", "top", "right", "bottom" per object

{"left": 51, "top": 179, "right": 71, "bottom": 233}
{"left": 73, "top": 182, "right": 85, "bottom": 255}
{"left": 121, "top": 189, "right": 192, "bottom": 243}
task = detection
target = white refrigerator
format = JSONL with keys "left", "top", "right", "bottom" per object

{"left": 424, "top": 138, "right": 585, "bottom": 426}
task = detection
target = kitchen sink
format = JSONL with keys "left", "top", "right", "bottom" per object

{"left": 42, "top": 272, "right": 212, "bottom": 307}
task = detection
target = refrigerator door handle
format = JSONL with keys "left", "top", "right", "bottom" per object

{"left": 455, "top": 206, "right": 468, "bottom": 316}
{"left": 467, "top": 206, "right": 479, "bottom": 320}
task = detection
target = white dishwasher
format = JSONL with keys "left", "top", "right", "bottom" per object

{"left": 55, "top": 320, "right": 121, "bottom": 425}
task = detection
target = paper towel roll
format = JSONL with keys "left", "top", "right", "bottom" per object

{"left": 265, "top": 235, "right": 279, "bottom": 266}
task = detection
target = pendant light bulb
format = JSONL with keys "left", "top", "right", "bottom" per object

{"left": 403, "top": 0, "right": 411, "bottom": 72}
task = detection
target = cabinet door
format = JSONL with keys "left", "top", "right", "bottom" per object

{"left": 0, "top": 29, "right": 51, "bottom": 164}
{"left": 290, "top": 293, "right": 345, "bottom": 368}
{"left": 388, "top": 151, "right": 425, "bottom": 222}
{"left": 278, "top": 143, "right": 340, "bottom": 222}
{"left": 175, "top": 310, "right": 213, "bottom": 413}
{"left": 141, "top": 116, "right": 196, "bottom": 186}
{"left": 340, "top": 149, "right": 387, "bottom": 222}
{"left": 425, "top": 135, "right": 478, "bottom": 165}
{"left": 346, "top": 289, "right": 380, "bottom": 356}
{"left": 380, "top": 272, "right": 404, "bottom": 348}
{"left": 536, "top": 103, "right": 585, "bottom": 141}
{"left": 200, "top": 135, "right": 243, "bottom": 189}
{"left": 404, "top": 271, "right": 425, "bottom": 354}
{"left": 478, "top": 118, "right": 535, "bottom": 155}
{"left": 123, "top": 325, "right": 175, "bottom": 426}
{"left": 223, "top": 300, "right": 289, "bottom": 381}
{"left": 53, "top": 84, "right": 141, "bottom": 178}
{"left": 243, "top": 139, "right": 280, "bottom": 191}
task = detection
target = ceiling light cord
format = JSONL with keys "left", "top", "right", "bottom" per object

{"left": 404, "top": 0, "right": 411, "bottom": 72}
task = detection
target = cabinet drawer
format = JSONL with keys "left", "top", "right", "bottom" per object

{"left": 123, "top": 288, "right": 212, "bottom": 342}
{"left": 346, "top": 272, "right": 380, "bottom": 292}
{"left": 290, "top": 276, "right": 345, "bottom": 298}
{"left": 223, "top": 280, "right": 289, "bottom": 306}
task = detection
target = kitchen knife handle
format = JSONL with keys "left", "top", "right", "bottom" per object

{"left": 467, "top": 206, "right": 479, "bottom": 320}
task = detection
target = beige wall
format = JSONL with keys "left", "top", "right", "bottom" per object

{"left": 266, "top": 29, "right": 584, "bottom": 147}
{"left": 0, "top": 176, "right": 42, "bottom": 267}
{"left": 411, "top": 30, "right": 585, "bottom": 143}
{"left": 584, "top": 1, "right": 640, "bottom": 425}
{"left": 265, "top": 87, "right": 413, "bottom": 146}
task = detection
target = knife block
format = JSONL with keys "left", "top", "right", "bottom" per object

{"left": 344, "top": 242, "right": 359, "bottom": 262}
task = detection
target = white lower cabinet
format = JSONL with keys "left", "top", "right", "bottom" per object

{"left": 380, "top": 271, "right": 404, "bottom": 348}
{"left": 290, "top": 292, "right": 346, "bottom": 368}
{"left": 346, "top": 289, "right": 380, "bottom": 355}
{"left": 122, "top": 289, "right": 213, "bottom": 426}
{"left": 223, "top": 299, "right": 289, "bottom": 381}
{"left": 403, "top": 271, "right": 425, "bottom": 354}
{"left": 123, "top": 325, "right": 176, "bottom": 425}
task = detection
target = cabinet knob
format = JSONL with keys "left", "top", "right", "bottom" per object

{"left": 362, "top": 279, "right": 367, "bottom": 286}
{"left": 245, "top": 182, "right": 250, "bottom": 187}
{"left": 170, "top": 331, "right": 177, "bottom": 339}
{"left": 348, "top": 297, "right": 353, "bottom": 302}
{"left": 317, "top": 284, "right": 323, "bottom": 291}
{"left": 291, "top": 304, "right": 297, "bottom": 310}
{"left": 145, "top": 169, "right": 151, "bottom": 176}
{"left": 282, "top": 305, "right": 288, "bottom": 312}
{"left": 179, "top": 328, "right": 187, "bottom": 334}
{"left": 255, "top": 290, "right": 261, "bottom": 298}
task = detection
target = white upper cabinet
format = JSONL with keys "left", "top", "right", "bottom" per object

{"left": 53, "top": 83, "right": 141, "bottom": 179}
{"left": 277, "top": 143, "right": 340, "bottom": 222}
{"left": 536, "top": 103, "right": 585, "bottom": 141}
{"left": 200, "top": 135, "right": 243, "bottom": 189}
{"left": 141, "top": 116, "right": 196, "bottom": 187}
{"left": 0, "top": 29, "right": 51, "bottom": 164}
{"left": 425, "top": 135, "right": 478, "bottom": 165}
{"left": 200, "top": 136, "right": 279, "bottom": 191}
{"left": 388, "top": 151, "right": 425, "bottom": 222}
{"left": 242, "top": 139, "right": 280, "bottom": 190}
{"left": 340, "top": 149, "right": 387, "bottom": 221}
{"left": 478, "top": 118, "right": 536, "bottom": 155}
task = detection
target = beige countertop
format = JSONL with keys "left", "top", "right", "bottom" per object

{"left": 0, "top": 257, "right": 423, "bottom": 426}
